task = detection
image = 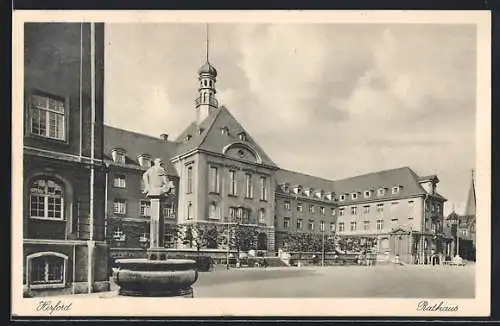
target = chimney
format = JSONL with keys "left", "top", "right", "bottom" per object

{"left": 160, "top": 134, "right": 169, "bottom": 142}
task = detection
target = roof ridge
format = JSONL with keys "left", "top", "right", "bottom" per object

{"left": 104, "top": 124, "right": 179, "bottom": 144}
{"left": 278, "top": 168, "right": 335, "bottom": 184}
{"left": 333, "top": 166, "right": 413, "bottom": 182}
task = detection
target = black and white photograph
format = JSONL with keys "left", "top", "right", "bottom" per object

{"left": 11, "top": 10, "right": 491, "bottom": 317}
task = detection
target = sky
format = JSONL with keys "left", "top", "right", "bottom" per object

{"left": 104, "top": 23, "right": 477, "bottom": 216}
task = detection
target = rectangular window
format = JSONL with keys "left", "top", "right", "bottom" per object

{"left": 284, "top": 201, "right": 291, "bottom": 210}
{"left": 320, "top": 206, "right": 325, "bottom": 215}
{"left": 209, "top": 166, "right": 219, "bottom": 193}
{"left": 392, "top": 186, "right": 400, "bottom": 194}
{"left": 376, "top": 204, "right": 384, "bottom": 212}
{"left": 363, "top": 205, "right": 370, "bottom": 214}
{"left": 296, "top": 218, "right": 303, "bottom": 229}
{"left": 258, "top": 209, "right": 266, "bottom": 223}
{"left": 320, "top": 220, "right": 325, "bottom": 232}
{"left": 297, "top": 202, "right": 303, "bottom": 212}
{"left": 364, "top": 190, "right": 371, "bottom": 198}
{"left": 163, "top": 204, "right": 176, "bottom": 219}
{"left": 187, "top": 166, "right": 193, "bottom": 194}
{"left": 29, "top": 255, "right": 65, "bottom": 286}
{"left": 229, "top": 170, "right": 237, "bottom": 196}
{"left": 229, "top": 207, "right": 238, "bottom": 221}
{"left": 187, "top": 202, "right": 193, "bottom": 220}
{"left": 113, "top": 199, "right": 126, "bottom": 215}
{"left": 378, "top": 188, "right": 385, "bottom": 196}
{"left": 363, "top": 221, "right": 370, "bottom": 230}
{"left": 339, "top": 208, "right": 345, "bottom": 216}
{"left": 331, "top": 208, "right": 336, "bottom": 216}
{"left": 376, "top": 219, "right": 384, "bottom": 231}
{"left": 351, "top": 193, "right": 358, "bottom": 200}
{"left": 339, "top": 195, "right": 346, "bottom": 201}
{"left": 338, "top": 222, "right": 345, "bottom": 232}
{"left": 140, "top": 200, "right": 151, "bottom": 217}
{"left": 330, "top": 223, "right": 336, "bottom": 232}
{"left": 260, "top": 176, "right": 267, "bottom": 201}
{"left": 113, "top": 175, "right": 126, "bottom": 188}
{"left": 208, "top": 203, "right": 220, "bottom": 220}
{"left": 350, "top": 206, "right": 357, "bottom": 215}
{"left": 350, "top": 221, "right": 357, "bottom": 231}
{"left": 29, "top": 93, "right": 66, "bottom": 141}
{"left": 309, "top": 204, "right": 315, "bottom": 213}
{"left": 283, "top": 217, "right": 290, "bottom": 229}
{"left": 391, "top": 202, "right": 399, "bottom": 210}
{"left": 245, "top": 173, "right": 253, "bottom": 198}
{"left": 308, "top": 220, "right": 314, "bottom": 231}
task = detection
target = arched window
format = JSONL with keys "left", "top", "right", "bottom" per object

{"left": 29, "top": 177, "right": 64, "bottom": 220}
{"left": 27, "top": 252, "right": 67, "bottom": 288}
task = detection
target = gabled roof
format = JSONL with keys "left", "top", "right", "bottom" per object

{"left": 332, "top": 167, "right": 428, "bottom": 204}
{"left": 275, "top": 169, "right": 335, "bottom": 192}
{"left": 104, "top": 125, "right": 179, "bottom": 177}
{"left": 174, "top": 106, "right": 277, "bottom": 168}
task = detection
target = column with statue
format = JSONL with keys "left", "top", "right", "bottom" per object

{"left": 113, "top": 158, "right": 199, "bottom": 297}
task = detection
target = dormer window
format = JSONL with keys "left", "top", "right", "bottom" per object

{"left": 327, "top": 192, "right": 335, "bottom": 201}
{"left": 221, "top": 127, "right": 229, "bottom": 135}
{"left": 111, "top": 149, "right": 126, "bottom": 164}
{"left": 351, "top": 193, "right": 358, "bottom": 200}
{"left": 137, "top": 154, "right": 152, "bottom": 168}
{"left": 186, "top": 134, "right": 192, "bottom": 141}
{"left": 294, "top": 185, "right": 303, "bottom": 196}
{"left": 282, "top": 183, "right": 290, "bottom": 193}
{"left": 198, "top": 128, "right": 205, "bottom": 135}
{"left": 364, "top": 190, "right": 372, "bottom": 198}
{"left": 392, "top": 186, "right": 400, "bottom": 194}
{"left": 339, "top": 194, "right": 346, "bottom": 202}
{"left": 306, "top": 188, "right": 314, "bottom": 197}
{"left": 377, "top": 188, "right": 385, "bottom": 196}
{"left": 238, "top": 132, "right": 247, "bottom": 141}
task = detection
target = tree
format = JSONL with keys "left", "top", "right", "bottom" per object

{"left": 229, "top": 224, "right": 259, "bottom": 258}
{"left": 177, "top": 223, "right": 220, "bottom": 256}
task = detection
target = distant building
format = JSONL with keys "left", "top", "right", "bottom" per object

{"left": 104, "top": 53, "right": 450, "bottom": 264}
{"left": 444, "top": 171, "right": 476, "bottom": 261}
{"left": 23, "top": 23, "right": 109, "bottom": 296}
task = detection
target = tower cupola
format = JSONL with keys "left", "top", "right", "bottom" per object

{"left": 196, "top": 24, "right": 218, "bottom": 124}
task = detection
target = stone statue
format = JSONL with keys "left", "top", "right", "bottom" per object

{"left": 142, "top": 158, "right": 175, "bottom": 197}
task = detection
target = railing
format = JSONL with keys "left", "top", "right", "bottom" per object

{"left": 195, "top": 96, "right": 218, "bottom": 108}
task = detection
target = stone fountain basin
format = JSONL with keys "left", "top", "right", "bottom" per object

{"left": 113, "top": 259, "right": 198, "bottom": 297}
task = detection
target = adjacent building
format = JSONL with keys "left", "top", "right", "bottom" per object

{"left": 23, "top": 23, "right": 109, "bottom": 296}
{"left": 444, "top": 171, "right": 476, "bottom": 261}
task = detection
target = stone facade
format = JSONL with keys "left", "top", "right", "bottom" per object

{"left": 23, "top": 23, "right": 109, "bottom": 297}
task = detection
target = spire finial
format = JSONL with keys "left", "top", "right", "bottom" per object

{"left": 471, "top": 168, "right": 475, "bottom": 181}
{"left": 206, "top": 23, "right": 209, "bottom": 63}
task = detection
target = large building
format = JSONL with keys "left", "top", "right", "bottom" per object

{"left": 23, "top": 23, "right": 110, "bottom": 297}
{"left": 105, "top": 54, "right": 450, "bottom": 265}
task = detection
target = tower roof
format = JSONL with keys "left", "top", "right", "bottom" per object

{"left": 198, "top": 61, "right": 218, "bottom": 77}
{"left": 464, "top": 171, "right": 476, "bottom": 216}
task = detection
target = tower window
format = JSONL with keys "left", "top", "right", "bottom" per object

{"left": 221, "top": 127, "right": 229, "bottom": 135}
{"left": 203, "top": 80, "right": 208, "bottom": 87}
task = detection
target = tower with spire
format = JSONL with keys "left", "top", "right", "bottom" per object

{"left": 195, "top": 24, "right": 219, "bottom": 125}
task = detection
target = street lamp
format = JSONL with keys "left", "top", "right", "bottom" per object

{"left": 321, "top": 230, "right": 325, "bottom": 267}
